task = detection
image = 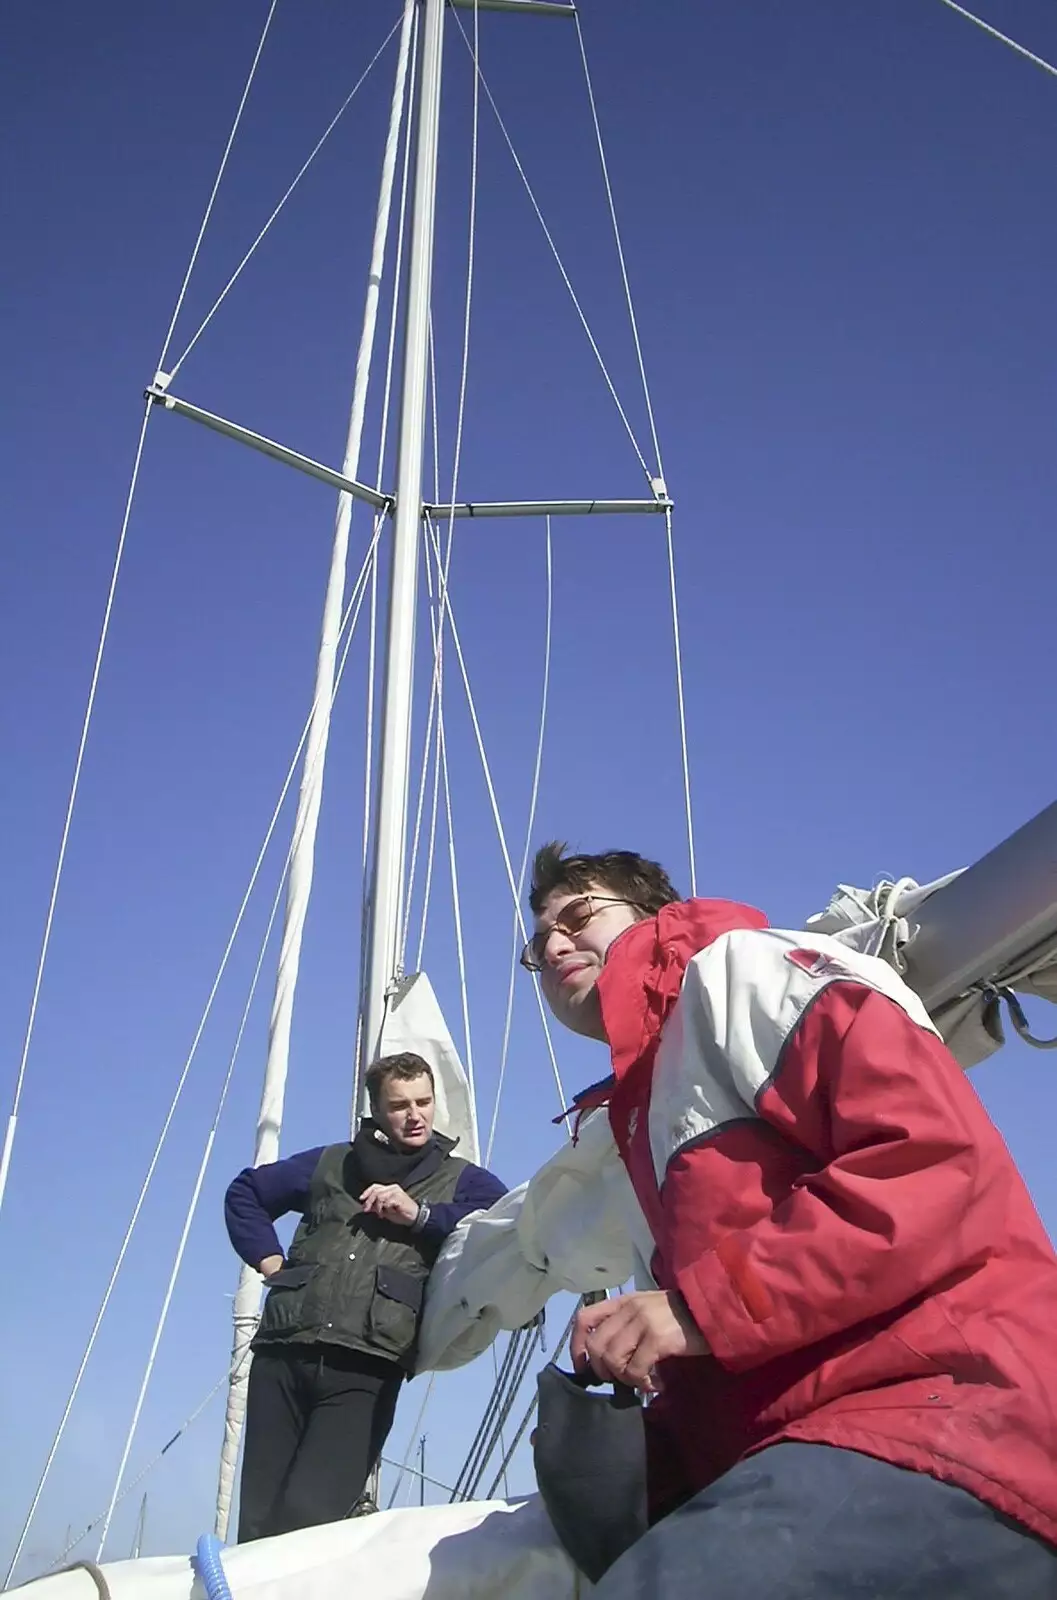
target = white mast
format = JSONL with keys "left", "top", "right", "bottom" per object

{"left": 357, "top": 0, "right": 447, "bottom": 1086}
{"left": 213, "top": 0, "right": 417, "bottom": 1540}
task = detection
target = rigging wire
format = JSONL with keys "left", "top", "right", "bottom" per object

{"left": 459, "top": 1322, "right": 542, "bottom": 1500}
{"left": 439, "top": 683, "right": 476, "bottom": 1115}
{"left": 45, "top": 1351, "right": 253, "bottom": 1576}
{"left": 403, "top": 0, "right": 481, "bottom": 974}
{"left": 5, "top": 527, "right": 385, "bottom": 1586}
{"left": 94, "top": 850, "right": 293, "bottom": 1560}
{"left": 423, "top": 542, "right": 478, "bottom": 1117}
{"left": 449, "top": 8, "right": 651, "bottom": 480}
{"left": 574, "top": 14, "right": 696, "bottom": 893}
{"left": 158, "top": 0, "right": 279, "bottom": 374}
{"left": 664, "top": 506, "right": 697, "bottom": 895}
{"left": 935, "top": 0, "right": 1057, "bottom": 78}
{"left": 573, "top": 11, "right": 663, "bottom": 478}
{"left": 424, "top": 0, "right": 482, "bottom": 1092}
{"left": 482, "top": 1300, "right": 578, "bottom": 1501}
{"left": 385, "top": 1372, "right": 439, "bottom": 1508}
{"left": 450, "top": 1322, "right": 537, "bottom": 1502}
{"left": 423, "top": 518, "right": 568, "bottom": 1117}
{"left": 2, "top": 0, "right": 283, "bottom": 1229}
{"left": 98, "top": 520, "right": 381, "bottom": 1549}
{"left": 48, "top": 1347, "right": 465, "bottom": 1578}
{"left": 168, "top": 15, "right": 404, "bottom": 382}
{"left": 486, "top": 519, "right": 553, "bottom": 1167}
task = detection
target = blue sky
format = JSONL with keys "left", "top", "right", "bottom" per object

{"left": 2, "top": 0, "right": 1056, "bottom": 1578}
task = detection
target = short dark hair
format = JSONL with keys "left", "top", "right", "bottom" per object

{"left": 528, "top": 841, "right": 680, "bottom": 918}
{"left": 365, "top": 1052, "right": 435, "bottom": 1114}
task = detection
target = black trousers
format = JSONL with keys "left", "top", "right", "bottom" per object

{"left": 237, "top": 1343, "right": 403, "bottom": 1542}
{"left": 595, "top": 1442, "right": 1057, "bottom": 1598}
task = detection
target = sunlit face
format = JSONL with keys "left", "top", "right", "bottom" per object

{"left": 534, "top": 885, "right": 642, "bottom": 1041}
{"left": 376, "top": 1073, "right": 436, "bottom": 1150}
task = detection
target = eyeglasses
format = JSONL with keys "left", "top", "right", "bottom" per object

{"left": 519, "top": 895, "right": 643, "bottom": 973}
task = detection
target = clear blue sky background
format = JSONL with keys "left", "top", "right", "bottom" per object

{"left": 2, "top": 0, "right": 1055, "bottom": 1579}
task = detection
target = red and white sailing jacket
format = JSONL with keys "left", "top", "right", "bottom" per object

{"left": 584, "top": 898, "right": 1057, "bottom": 1544}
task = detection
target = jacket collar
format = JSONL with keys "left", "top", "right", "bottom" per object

{"left": 598, "top": 897, "right": 769, "bottom": 1081}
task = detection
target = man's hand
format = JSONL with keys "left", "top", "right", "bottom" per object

{"left": 360, "top": 1183, "right": 419, "bottom": 1226}
{"left": 259, "top": 1254, "right": 284, "bottom": 1279}
{"left": 570, "top": 1290, "right": 708, "bottom": 1393}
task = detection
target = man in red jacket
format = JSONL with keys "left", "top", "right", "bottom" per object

{"left": 524, "top": 842, "right": 1057, "bottom": 1597}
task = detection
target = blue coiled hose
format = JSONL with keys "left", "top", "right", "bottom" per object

{"left": 194, "top": 1534, "right": 233, "bottom": 1600}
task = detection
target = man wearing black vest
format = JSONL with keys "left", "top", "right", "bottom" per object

{"left": 225, "top": 1050, "right": 506, "bottom": 1542}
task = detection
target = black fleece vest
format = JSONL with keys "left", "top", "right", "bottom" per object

{"left": 254, "top": 1135, "right": 466, "bottom": 1370}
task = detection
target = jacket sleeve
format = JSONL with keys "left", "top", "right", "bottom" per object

{"left": 419, "top": 1163, "right": 508, "bottom": 1242}
{"left": 667, "top": 979, "right": 1011, "bottom": 1373}
{"left": 224, "top": 1146, "right": 325, "bottom": 1269}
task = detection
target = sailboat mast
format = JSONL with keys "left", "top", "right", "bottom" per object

{"left": 357, "top": 0, "right": 446, "bottom": 1086}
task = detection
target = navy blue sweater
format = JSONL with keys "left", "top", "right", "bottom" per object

{"left": 225, "top": 1144, "right": 507, "bottom": 1269}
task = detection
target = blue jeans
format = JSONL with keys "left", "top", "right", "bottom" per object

{"left": 595, "top": 1442, "right": 1057, "bottom": 1597}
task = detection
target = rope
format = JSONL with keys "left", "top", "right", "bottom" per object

{"left": 450, "top": 9, "right": 651, "bottom": 479}
{"left": 168, "top": 15, "right": 403, "bottom": 381}
{"left": 986, "top": 986, "right": 1057, "bottom": 1050}
{"left": 935, "top": 0, "right": 1057, "bottom": 79}
{"left": 423, "top": 517, "right": 568, "bottom": 1119}
{"left": 6, "top": 528, "right": 384, "bottom": 1585}
{"left": 157, "top": 0, "right": 279, "bottom": 373}
{"left": 486, "top": 519, "right": 553, "bottom": 1166}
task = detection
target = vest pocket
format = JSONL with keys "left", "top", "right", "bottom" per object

{"left": 266, "top": 1263, "right": 315, "bottom": 1290}
{"left": 367, "top": 1264, "right": 424, "bottom": 1360}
